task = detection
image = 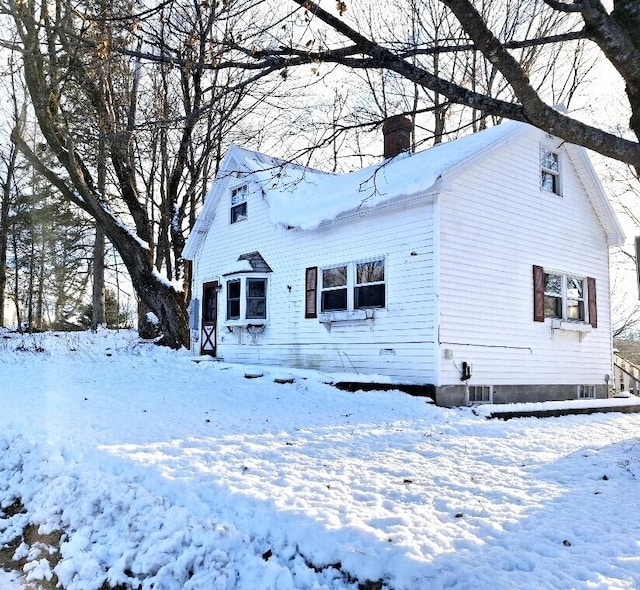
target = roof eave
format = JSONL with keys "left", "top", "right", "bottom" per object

{"left": 565, "top": 143, "right": 626, "bottom": 247}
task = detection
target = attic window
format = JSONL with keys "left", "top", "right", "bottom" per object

{"left": 230, "top": 185, "right": 247, "bottom": 224}
{"left": 540, "top": 147, "right": 560, "bottom": 195}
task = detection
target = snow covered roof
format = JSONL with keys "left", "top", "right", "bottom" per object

{"left": 182, "top": 120, "right": 625, "bottom": 259}
{"left": 253, "top": 121, "right": 525, "bottom": 230}
{"left": 236, "top": 252, "right": 273, "bottom": 274}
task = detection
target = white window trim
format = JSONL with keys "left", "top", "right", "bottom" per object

{"left": 230, "top": 184, "right": 248, "bottom": 224}
{"left": 224, "top": 273, "right": 269, "bottom": 326}
{"left": 319, "top": 257, "right": 386, "bottom": 315}
{"left": 540, "top": 145, "right": 562, "bottom": 196}
{"left": 544, "top": 272, "right": 588, "bottom": 324}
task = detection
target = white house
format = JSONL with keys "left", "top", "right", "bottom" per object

{"left": 182, "top": 117, "right": 625, "bottom": 406}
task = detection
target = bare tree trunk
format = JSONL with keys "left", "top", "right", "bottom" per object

{"left": 11, "top": 230, "right": 21, "bottom": 332}
{"left": 35, "top": 231, "right": 45, "bottom": 329}
{"left": 0, "top": 143, "right": 18, "bottom": 327}
{"left": 26, "top": 234, "right": 34, "bottom": 332}
{"left": 91, "top": 225, "right": 105, "bottom": 330}
{"left": 92, "top": 122, "right": 106, "bottom": 330}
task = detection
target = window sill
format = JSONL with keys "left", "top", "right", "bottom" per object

{"left": 319, "top": 309, "right": 375, "bottom": 332}
{"left": 224, "top": 320, "right": 266, "bottom": 330}
{"left": 550, "top": 319, "right": 591, "bottom": 339}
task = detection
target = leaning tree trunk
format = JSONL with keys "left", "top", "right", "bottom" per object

{"left": 101, "top": 216, "right": 189, "bottom": 347}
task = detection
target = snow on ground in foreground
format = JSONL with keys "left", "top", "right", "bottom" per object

{"left": 1, "top": 329, "right": 640, "bottom": 589}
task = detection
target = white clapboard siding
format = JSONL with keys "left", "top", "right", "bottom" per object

{"left": 192, "top": 176, "right": 438, "bottom": 383}
{"left": 437, "top": 128, "right": 613, "bottom": 387}
{"left": 187, "top": 124, "right": 622, "bottom": 397}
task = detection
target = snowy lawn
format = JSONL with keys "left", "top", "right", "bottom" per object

{"left": 1, "top": 329, "right": 640, "bottom": 590}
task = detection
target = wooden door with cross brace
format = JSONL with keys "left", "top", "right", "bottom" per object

{"left": 200, "top": 281, "right": 218, "bottom": 356}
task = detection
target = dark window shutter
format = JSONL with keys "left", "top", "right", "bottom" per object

{"left": 587, "top": 277, "right": 597, "bottom": 328}
{"left": 533, "top": 265, "right": 545, "bottom": 322}
{"left": 305, "top": 267, "right": 318, "bottom": 318}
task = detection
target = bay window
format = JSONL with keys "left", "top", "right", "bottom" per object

{"left": 226, "top": 279, "right": 241, "bottom": 320}
{"left": 246, "top": 279, "right": 267, "bottom": 319}
{"left": 225, "top": 277, "right": 268, "bottom": 322}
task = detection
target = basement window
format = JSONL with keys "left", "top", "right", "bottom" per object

{"left": 578, "top": 385, "right": 596, "bottom": 399}
{"left": 469, "top": 385, "right": 492, "bottom": 404}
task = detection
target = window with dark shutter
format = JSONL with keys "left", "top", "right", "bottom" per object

{"left": 305, "top": 267, "right": 318, "bottom": 318}
{"left": 587, "top": 277, "right": 597, "bottom": 328}
{"left": 533, "top": 265, "right": 545, "bottom": 322}
{"left": 534, "top": 266, "right": 594, "bottom": 328}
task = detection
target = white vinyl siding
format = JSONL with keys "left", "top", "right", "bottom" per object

{"left": 192, "top": 160, "right": 437, "bottom": 383}
{"left": 438, "top": 131, "right": 612, "bottom": 389}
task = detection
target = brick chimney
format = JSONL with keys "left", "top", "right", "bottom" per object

{"left": 382, "top": 115, "right": 412, "bottom": 159}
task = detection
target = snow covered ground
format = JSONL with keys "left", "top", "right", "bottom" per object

{"left": 1, "top": 329, "right": 640, "bottom": 589}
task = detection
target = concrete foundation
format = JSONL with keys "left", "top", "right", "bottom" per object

{"left": 435, "top": 383, "right": 609, "bottom": 407}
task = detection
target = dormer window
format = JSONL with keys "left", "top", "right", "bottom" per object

{"left": 230, "top": 185, "right": 247, "bottom": 224}
{"left": 540, "top": 147, "right": 560, "bottom": 195}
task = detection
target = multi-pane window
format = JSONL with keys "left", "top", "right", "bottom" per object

{"left": 226, "top": 277, "right": 268, "bottom": 321}
{"left": 226, "top": 280, "right": 241, "bottom": 320}
{"left": 469, "top": 385, "right": 492, "bottom": 404}
{"left": 321, "top": 266, "right": 348, "bottom": 312}
{"left": 246, "top": 279, "right": 267, "bottom": 319}
{"left": 578, "top": 385, "right": 596, "bottom": 399}
{"left": 566, "top": 276, "right": 585, "bottom": 321}
{"left": 544, "top": 272, "right": 585, "bottom": 322}
{"left": 544, "top": 273, "right": 562, "bottom": 318}
{"left": 355, "top": 260, "right": 385, "bottom": 309}
{"left": 230, "top": 185, "right": 247, "bottom": 224}
{"left": 534, "top": 266, "right": 596, "bottom": 328}
{"left": 540, "top": 147, "right": 560, "bottom": 194}
{"left": 319, "top": 259, "right": 385, "bottom": 313}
